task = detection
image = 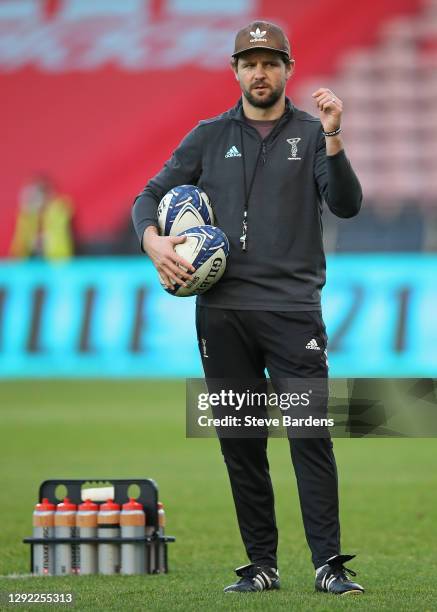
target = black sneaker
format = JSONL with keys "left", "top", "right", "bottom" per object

{"left": 315, "top": 554, "right": 364, "bottom": 595}
{"left": 223, "top": 563, "right": 280, "bottom": 593}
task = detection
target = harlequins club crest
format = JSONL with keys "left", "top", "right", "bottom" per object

{"left": 287, "top": 138, "right": 301, "bottom": 160}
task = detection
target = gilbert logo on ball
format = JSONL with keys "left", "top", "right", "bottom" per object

{"left": 158, "top": 185, "right": 214, "bottom": 236}
{"left": 161, "top": 225, "right": 229, "bottom": 297}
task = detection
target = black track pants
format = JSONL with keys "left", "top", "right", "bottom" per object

{"left": 195, "top": 306, "right": 340, "bottom": 569}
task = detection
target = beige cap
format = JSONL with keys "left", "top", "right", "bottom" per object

{"left": 232, "top": 21, "right": 291, "bottom": 59}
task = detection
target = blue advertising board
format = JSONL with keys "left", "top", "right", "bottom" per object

{"left": 0, "top": 255, "right": 436, "bottom": 378}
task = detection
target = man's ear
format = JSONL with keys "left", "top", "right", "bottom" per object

{"left": 286, "top": 59, "right": 295, "bottom": 82}
{"left": 230, "top": 59, "right": 239, "bottom": 82}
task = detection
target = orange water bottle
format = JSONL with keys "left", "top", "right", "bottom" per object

{"left": 77, "top": 499, "right": 98, "bottom": 574}
{"left": 97, "top": 499, "right": 120, "bottom": 574}
{"left": 156, "top": 501, "right": 167, "bottom": 573}
{"left": 54, "top": 498, "right": 76, "bottom": 575}
{"left": 120, "top": 498, "right": 146, "bottom": 574}
{"left": 32, "top": 498, "right": 55, "bottom": 575}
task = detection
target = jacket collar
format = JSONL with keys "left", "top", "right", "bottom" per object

{"left": 229, "top": 96, "right": 295, "bottom": 123}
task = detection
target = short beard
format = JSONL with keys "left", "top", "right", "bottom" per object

{"left": 243, "top": 86, "right": 283, "bottom": 109}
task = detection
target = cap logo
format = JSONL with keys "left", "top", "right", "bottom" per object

{"left": 250, "top": 27, "right": 267, "bottom": 43}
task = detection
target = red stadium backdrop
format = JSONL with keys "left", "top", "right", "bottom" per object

{"left": 1, "top": 0, "right": 421, "bottom": 256}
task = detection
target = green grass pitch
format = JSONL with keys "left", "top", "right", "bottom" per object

{"left": 0, "top": 380, "right": 436, "bottom": 611}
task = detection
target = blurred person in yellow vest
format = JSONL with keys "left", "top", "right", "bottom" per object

{"left": 10, "top": 175, "right": 74, "bottom": 260}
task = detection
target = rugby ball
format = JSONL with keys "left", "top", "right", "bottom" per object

{"left": 161, "top": 225, "right": 229, "bottom": 297}
{"left": 158, "top": 185, "right": 214, "bottom": 236}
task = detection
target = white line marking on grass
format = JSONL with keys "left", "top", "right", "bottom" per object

{"left": 0, "top": 573, "right": 35, "bottom": 579}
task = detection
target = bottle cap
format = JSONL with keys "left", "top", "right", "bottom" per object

{"left": 100, "top": 499, "right": 120, "bottom": 512}
{"left": 78, "top": 499, "right": 98, "bottom": 511}
{"left": 56, "top": 497, "right": 77, "bottom": 511}
{"left": 35, "top": 498, "right": 55, "bottom": 511}
{"left": 122, "top": 498, "right": 143, "bottom": 511}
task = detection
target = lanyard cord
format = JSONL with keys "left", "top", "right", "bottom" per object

{"left": 239, "top": 123, "right": 263, "bottom": 252}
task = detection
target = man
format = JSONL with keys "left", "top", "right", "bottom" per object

{"left": 132, "top": 21, "right": 364, "bottom": 596}
{"left": 10, "top": 175, "right": 74, "bottom": 260}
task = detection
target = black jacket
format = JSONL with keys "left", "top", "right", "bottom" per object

{"left": 132, "top": 98, "right": 362, "bottom": 310}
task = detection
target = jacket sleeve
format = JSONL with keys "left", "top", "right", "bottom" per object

{"left": 131, "top": 125, "right": 203, "bottom": 248}
{"left": 314, "top": 130, "right": 362, "bottom": 218}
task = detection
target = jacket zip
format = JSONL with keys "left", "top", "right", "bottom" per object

{"left": 236, "top": 114, "right": 292, "bottom": 251}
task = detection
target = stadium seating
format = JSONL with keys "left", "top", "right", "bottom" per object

{"left": 2, "top": 0, "right": 435, "bottom": 255}
{"left": 295, "top": 0, "right": 437, "bottom": 251}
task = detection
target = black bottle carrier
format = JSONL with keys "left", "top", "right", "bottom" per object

{"left": 23, "top": 478, "right": 175, "bottom": 574}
